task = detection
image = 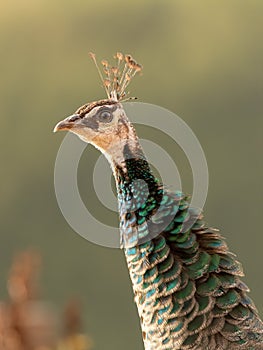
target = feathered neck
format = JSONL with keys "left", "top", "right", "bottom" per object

{"left": 112, "top": 141, "right": 159, "bottom": 197}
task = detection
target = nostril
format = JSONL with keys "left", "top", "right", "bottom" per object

{"left": 68, "top": 114, "right": 80, "bottom": 122}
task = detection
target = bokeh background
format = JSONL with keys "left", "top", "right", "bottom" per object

{"left": 1, "top": 1, "right": 263, "bottom": 349}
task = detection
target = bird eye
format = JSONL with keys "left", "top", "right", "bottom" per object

{"left": 98, "top": 109, "right": 113, "bottom": 123}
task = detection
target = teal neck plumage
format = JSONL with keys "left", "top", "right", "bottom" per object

{"left": 112, "top": 139, "right": 263, "bottom": 349}
{"left": 114, "top": 142, "right": 160, "bottom": 196}
{"left": 114, "top": 142, "right": 163, "bottom": 248}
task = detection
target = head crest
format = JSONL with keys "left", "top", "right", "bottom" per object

{"left": 89, "top": 52, "right": 142, "bottom": 102}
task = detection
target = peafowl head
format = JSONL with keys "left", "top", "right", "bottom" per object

{"left": 54, "top": 52, "right": 144, "bottom": 169}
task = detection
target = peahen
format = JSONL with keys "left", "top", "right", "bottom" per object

{"left": 54, "top": 53, "right": 263, "bottom": 349}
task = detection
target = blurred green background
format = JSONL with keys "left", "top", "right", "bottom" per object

{"left": 1, "top": 0, "right": 262, "bottom": 349}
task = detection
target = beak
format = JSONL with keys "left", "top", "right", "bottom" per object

{"left": 53, "top": 115, "right": 79, "bottom": 133}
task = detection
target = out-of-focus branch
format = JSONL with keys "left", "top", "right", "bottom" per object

{"left": 0, "top": 250, "right": 93, "bottom": 350}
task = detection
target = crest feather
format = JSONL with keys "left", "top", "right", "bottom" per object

{"left": 89, "top": 52, "right": 142, "bottom": 102}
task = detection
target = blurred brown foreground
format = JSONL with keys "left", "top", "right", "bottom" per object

{"left": 0, "top": 251, "right": 93, "bottom": 350}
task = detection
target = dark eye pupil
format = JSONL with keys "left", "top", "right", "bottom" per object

{"left": 98, "top": 110, "right": 113, "bottom": 122}
{"left": 101, "top": 112, "right": 110, "bottom": 119}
